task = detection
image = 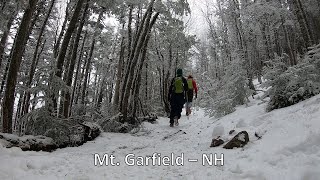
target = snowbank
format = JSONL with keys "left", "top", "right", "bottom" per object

{"left": 1, "top": 93, "right": 320, "bottom": 179}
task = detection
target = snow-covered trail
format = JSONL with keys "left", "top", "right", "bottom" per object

{"left": 0, "top": 109, "right": 224, "bottom": 180}
{"left": 1, "top": 94, "right": 320, "bottom": 180}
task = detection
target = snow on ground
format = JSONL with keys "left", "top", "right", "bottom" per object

{"left": 1, "top": 92, "right": 320, "bottom": 179}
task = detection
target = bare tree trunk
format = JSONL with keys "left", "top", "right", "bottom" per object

{"left": 297, "top": 0, "right": 314, "bottom": 44}
{"left": 274, "top": 29, "right": 282, "bottom": 56}
{"left": 58, "top": 34, "right": 75, "bottom": 115}
{"left": 109, "top": 81, "right": 114, "bottom": 104}
{"left": 262, "top": 24, "right": 272, "bottom": 60}
{"left": 81, "top": 39, "right": 94, "bottom": 105}
{"left": 70, "top": 31, "right": 87, "bottom": 114}
{"left": 0, "top": 10, "right": 16, "bottom": 71}
{"left": 53, "top": 2, "right": 70, "bottom": 58}
{"left": 80, "top": 9, "right": 103, "bottom": 105}
{"left": 289, "top": 0, "right": 314, "bottom": 48}
{"left": 163, "top": 44, "right": 173, "bottom": 113}
{"left": 119, "top": 2, "right": 152, "bottom": 111}
{"left": 75, "top": 51, "right": 87, "bottom": 105}
{"left": 63, "top": 1, "right": 89, "bottom": 117}
{"left": 0, "top": 57, "right": 10, "bottom": 99}
{"left": 127, "top": 5, "right": 133, "bottom": 60}
{"left": 154, "top": 31, "right": 170, "bottom": 113}
{"left": 55, "top": 0, "right": 85, "bottom": 77}
{"left": 93, "top": 67, "right": 100, "bottom": 105}
{"left": 120, "top": 0, "right": 157, "bottom": 119}
{"left": 14, "top": 94, "right": 23, "bottom": 132}
{"left": 145, "top": 62, "right": 148, "bottom": 101}
{"left": 113, "top": 35, "right": 125, "bottom": 110}
{"left": 2, "top": 0, "right": 38, "bottom": 133}
{"left": 282, "top": 19, "right": 297, "bottom": 65}
{"left": 21, "top": 0, "right": 55, "bottom": 117}
{"left": 96, "top": 76, "right": 106, "bottom": 109}
{"left": 131, "top": 12, "right": 159, "bottom": 117}
{"left": 52, "top": 0, "right": 85, "bottom": 112}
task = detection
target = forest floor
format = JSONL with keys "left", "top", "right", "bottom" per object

{"left": 1, "top": 85, "right": 320, "bottom": 179}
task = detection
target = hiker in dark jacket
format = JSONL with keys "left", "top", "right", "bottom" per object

{"left": 168, "top": 69, "right": 188, "bottom": 127}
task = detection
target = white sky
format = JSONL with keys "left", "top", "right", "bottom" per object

{"left": 185, "top": 0, "right": 212, "bottom": 40}
{"left": 55, "top": 0, "right": 212, "bottom": 41}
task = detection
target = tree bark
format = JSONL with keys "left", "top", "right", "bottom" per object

{"left": 2, "top": 0, "right": 38, "bottom": 133}
{"left": 0, "top": 10, "right": 16, "bottom": 71}
{"left": 53, "top": 1, "right": 70, "bottom": 58}
{"left": 119, "top": 1, "right": 153, "bottom": 111}
{"left": 131, "top": 13, "right": 159, "bottom": 116}
{"left": 52, "top": 0, "right": 85, "bottom": 112}
{"left": 70, "top": 31, "right": 87, "bottom": 112}
{"left": 289, "top": 0, "right": 314, "bottom": 48}
{"left": 113, "top": 35, "right": 125, "bottom": 110}
{"left": 80, "top": 9, "right": 103, "bottom": 105}
{"left": 58, "top": 34, "right": 76, "bottom": 115}
{"left": 21, "top": 0, "right": 55, "bottom": 117}
{"left": 55, "top": 0, "right": 85, "bottom": 78}
{"left": 63, "top": 1, "right": 89, "bottom": 118}
{"left": 120, "top": 0, "right": 157, "bottom": 119}
{"left": 81, "top": 39, "right": 94, "bottom": 104}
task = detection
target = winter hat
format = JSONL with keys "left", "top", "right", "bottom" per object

{"left": 177, "top": 69, "right": 183, "bottom": 76}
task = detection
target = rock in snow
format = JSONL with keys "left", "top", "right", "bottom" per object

{"left": 223, "top": 131, "right": 249, "bottom": 149}
{"left": 0, "top": 121, "right": 101, "bottom": 152}
{"left": 210, "top": 138, "right": 224, "bottom": 147}
{"left": 0, "top": 133, "right": 57, "bottom": 152}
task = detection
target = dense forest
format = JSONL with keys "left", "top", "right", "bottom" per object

{"left": 0, "top": 0, "right": 319, "bottom": 139}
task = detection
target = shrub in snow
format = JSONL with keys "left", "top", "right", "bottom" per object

{"left": 263, "top": 44, "right": 320, "bottom": 111}
{"left": 20, "top": 108, "right": 100, "bottom": 148}
{"left": 202, "top": 58, "right": 253, "bottom": 117}
{"left": 97, "top": 113, "right": 138, "bottom": 133}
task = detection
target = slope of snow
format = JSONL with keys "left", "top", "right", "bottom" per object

{"left": 1, "top": 93, "right": 320, "bottom": 179}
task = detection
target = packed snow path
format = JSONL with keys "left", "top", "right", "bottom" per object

{"left": 1, "top": 95, "right": 320, "bottom": 180}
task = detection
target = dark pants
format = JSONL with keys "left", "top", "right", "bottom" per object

{"left": 186, "top": 90, "right": 193, "bottom": 103}
{"left": 169, "top": 93, "right": 185, "bottom": 124}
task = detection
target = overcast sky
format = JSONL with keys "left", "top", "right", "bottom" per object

{"left": 57, "top": 0, "right": 212, "bottom": 40}
{"left": 185, "top": 0, "right": 211, "bottom": 40}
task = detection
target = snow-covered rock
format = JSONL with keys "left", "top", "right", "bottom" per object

{"left": 212, "top": 125, "right": 224, "bottom": 138}
{"left": 0, "top": 133, "right": 57, "bottom": 152}
{"left": 210, "top": 138, "right": 224, "bottom": 147}
{"left": 223, "top": 131, "right": 249, "bottom": 149}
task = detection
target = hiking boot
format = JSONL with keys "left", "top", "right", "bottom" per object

{"left": 186, "top": 108, "right": 191, "bottom": 116}
{"left": 174, "top": 117, "right": 179, "bottom": 126}
{"left": 170, "top": 123, "right": 174, "bottom": 127}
